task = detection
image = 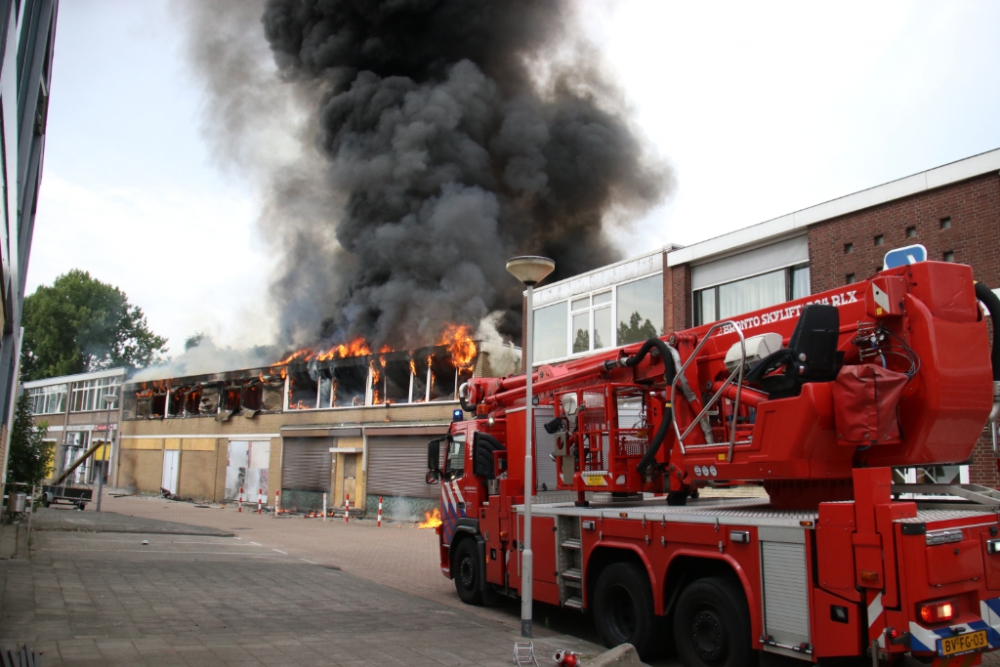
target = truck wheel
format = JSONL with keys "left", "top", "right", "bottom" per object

{"left": 594, "top": 562, "right": 659, "bottom": 659}
{"left": 674, "top": 577, "right": 753, "bottom": 667}
{"left": 452, "top": 539, "right": 484, "bottom": 606}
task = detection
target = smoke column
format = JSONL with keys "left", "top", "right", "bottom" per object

{"left": 182, "top": 0, "right": 670, "bottom": 350}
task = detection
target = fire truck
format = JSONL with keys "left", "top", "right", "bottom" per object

{"left": 426, "top": 259, "right": 1000, "bottom": 666}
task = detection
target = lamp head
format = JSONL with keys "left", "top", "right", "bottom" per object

{"left": 506, "top": 256, "right": 555, "bottom": 286}
{"left": 102, "top": 394, "right": 117, "bottom": 405}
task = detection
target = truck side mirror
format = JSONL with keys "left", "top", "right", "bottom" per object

{"left": 426, "top": 439, "right": 441, "bottom": 482}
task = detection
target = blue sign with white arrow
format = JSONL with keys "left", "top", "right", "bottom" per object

{"left": 883, "top": 243, "right": 927, "bottom": 269}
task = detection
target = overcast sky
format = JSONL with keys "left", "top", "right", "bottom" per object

{"left": 27, "top": 0, "right": 1000, "bottom": 355}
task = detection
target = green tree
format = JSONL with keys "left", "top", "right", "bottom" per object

{"left": 617, "top": 311, "right": 659, "bottom": 346}
{"left": 20, "top": 270, "right": 167, "bottom": 381}
{"left": 6, "top": 393, "right": 52, "bottom": 487}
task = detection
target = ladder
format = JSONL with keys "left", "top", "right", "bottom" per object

{"left": 556, "top": 515, "right": 584, "bottom": 610}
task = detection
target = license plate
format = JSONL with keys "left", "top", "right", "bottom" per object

{"left": 583, "top": 475, "right": 607, "bottom": 487}
{"left": 939, "top": 630, "right": 988, "bottom": 657}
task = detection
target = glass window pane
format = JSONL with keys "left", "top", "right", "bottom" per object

{"left": 616, "top": 275, "right": 663, "bottom": 346}
{"left": 533, "top": 302, "right": 568, "bottom": 363}
{"left": 571, "top": 297, "right": 589, "bottom": 311}
{"left": 594, "top": 307, "right": 612, "bottom": 350}
{"left": 593, "top": 291, "right": 612, "bottom": 305}
{"left": 572, "top": 312, "right": 590, "bottom": 353}
{"left": 792, "top": 266, "right": 810, "bottom": 300}
{"left": 697, "top": 289, "right": 716, "bottom": 326}
{"left": 718, "top": 270, "right": 786, "bottom": 320}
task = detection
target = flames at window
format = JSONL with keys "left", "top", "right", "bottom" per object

{"left": 125, "top": 325, "right": 479, "bottom": 419}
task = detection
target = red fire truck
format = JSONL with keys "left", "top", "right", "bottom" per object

{"left": 427, "top": 260, "right": 1000, "bottom": 666}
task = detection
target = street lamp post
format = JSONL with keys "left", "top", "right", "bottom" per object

{"left": 97, "top": 391, "right": 117, "bottom": 512}
{"left": 505, "top": 255, "right": 555, "bottom": 639}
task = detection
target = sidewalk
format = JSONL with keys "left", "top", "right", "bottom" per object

{"left": 0, "top": 495, "right": 609, "bottom": 666}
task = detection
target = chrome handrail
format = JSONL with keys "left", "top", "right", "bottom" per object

{"left": 671, "top": 321, "right": 746, "bottom": 461}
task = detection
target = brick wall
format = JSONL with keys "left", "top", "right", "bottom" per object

{"left": 808, "top": 173, "right": 1000, "bottom": 292}
{"left": 808, "top": 172, "right": 1000, "bottom": 487}
{"left": 665, "top": 264, "right": 692, "bottom": 333}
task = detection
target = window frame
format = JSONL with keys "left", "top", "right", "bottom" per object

{"left": 693, "top": 263, "right": 810, "bottom": 327}
{"left": 532, "top": 271, "right": 664, "bottom": 365}
{"left": 28, "top": 383, "right": 67, "bottom": 415}
{"left": 70, "top": 377, "right": 121, "bottom": 413}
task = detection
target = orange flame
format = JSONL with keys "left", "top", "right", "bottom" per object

{"left": 417, "top": 508, "right": 442, "bottom": 529}
{"left": 369, "top": 359, "right": 382, "bottom": 405}
{"left": 273, "top": 338, "right": 373, "bottom": 370}
{"left": 440, "top": 324, "right": 476, "bottom": 371}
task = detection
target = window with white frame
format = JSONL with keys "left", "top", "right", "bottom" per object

{"left": 571, "top": 291, "right": 612, "bottom": 353}
{"left": 28, "top": 384, "right": 67, "bottom": 415}
{"left": 71, "top": 376, "right": 122, "bottom": 412}
{"left": 616, "top": 275, "right": 663, "bottom": 346}
{"left": 533, "top": 273, "right": 664, "bottom": 363}
{"left": 694, "top": 264, "right": 809, "bottom": 326}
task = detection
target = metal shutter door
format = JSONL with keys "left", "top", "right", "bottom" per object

{"left": 368, "top": 436, "right": 439, "bottom": 499}
{"left": 281, "top": 437, "right": 332, "bottom": 492}
{"left": 761, "top": 540, "right": 811, "bottom": 647}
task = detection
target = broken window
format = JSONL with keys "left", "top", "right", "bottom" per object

{"left": 168, "top": 386, "right": 188, "bottom": 417}
{"left": 383, "top": 358, "right": 411, "bottom": 404}
{"left": 411, "top": 356, "right": 429, "bottom": 402}
{"left": 184, "top": 386, "right": 202, "bottom": 415}
{"left": 287, "top": 367, "right": 318, "bottom": 410}
{"left": 332, "top": 359, "right": 368, "bottom": 407}
{"left": 261, "top": 378, "right": 284, "bottom": 412}
{"left": 428, "top": 353, "right": 458, "bottom": 401}
{"left": 217, "top": 382, "right": 242, "bottom": 421}
{"left": 134, "top": 383, "right": 167, "bottom": 419}
{"left": 318, "top": 370, "right": 333, "bottom": 408}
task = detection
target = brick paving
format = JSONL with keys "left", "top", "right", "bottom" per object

{"left": 0, "top": 523, "right": 605, "bottom": 666}
{"left": 95, "top": 493, "right": 495, "bottom": 615}
{"left": 0, "top": 493, "right": 608, "bottom": 666}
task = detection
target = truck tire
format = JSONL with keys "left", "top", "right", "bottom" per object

{"left": 452, "top": 539, "right": 484, "bottom": 606}
{"left": 674, "top": 577, "right": 753, "bottom": 667}
{"left": 593, "top": 562, "right": 659, "bottom": 660}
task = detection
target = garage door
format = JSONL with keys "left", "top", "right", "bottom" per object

{"left": 367, "top": 436, "right": 444, "bottom": 499}
{"left": 281, "top": 437, "right": 332, "bottom": 492}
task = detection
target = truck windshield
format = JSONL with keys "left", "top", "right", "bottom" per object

{"left": 444, "top": 433, "right": 466, "bottom": 478}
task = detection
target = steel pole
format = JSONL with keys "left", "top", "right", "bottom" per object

{"left": 521, "top": 283, "right": 534, "bottom": 638}
{"left": 97, "top": 400, "right": 111, "bottom": 512}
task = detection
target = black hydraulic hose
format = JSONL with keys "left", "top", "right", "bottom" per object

{"left": 976, "top": 282, "right": 1000, "bottom": 381}
{"left": 612, "top": 338, "right": 677, "bottom": 475}
{"left": 637, "top": 404, "right": 673, "bottom": 475}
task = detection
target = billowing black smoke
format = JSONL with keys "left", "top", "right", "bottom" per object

{"left": 184, "top": 0, "right": 668, "bottom": 350}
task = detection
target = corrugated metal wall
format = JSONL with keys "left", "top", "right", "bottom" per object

{"left": 367, "top": 436, "right": 438, "bottom": 498}
{"left": 534, "top": 406, "right": 557, "bottom": 490}
{"left": 281, "top": 437, "right": 332, "bottom": 491}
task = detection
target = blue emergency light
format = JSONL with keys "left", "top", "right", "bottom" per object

{"left": 452, "top": 408, "right": 464, "bottom": 422}
{"left": 883, "top": 243, "right": 927, "bottom": 270}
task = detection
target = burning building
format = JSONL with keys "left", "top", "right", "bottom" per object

{"left": 114, "top": 330, "right": 517, "bottom": 519}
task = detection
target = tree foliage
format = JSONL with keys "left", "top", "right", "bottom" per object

{"left": 6, "top": 393, "right": 52, "bottom": 488}
{"left": 20, "top": 270, "right": 167, "bottom": 381}
{"left": 617, "top": 311, "right": 659, "bottom": 346}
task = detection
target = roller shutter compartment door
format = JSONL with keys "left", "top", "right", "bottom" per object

{"left": 281, "top": 437, "right": 332, "bottom": 492}
{"left": 368, "top": 436, "right": 443, "bottom": 499}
